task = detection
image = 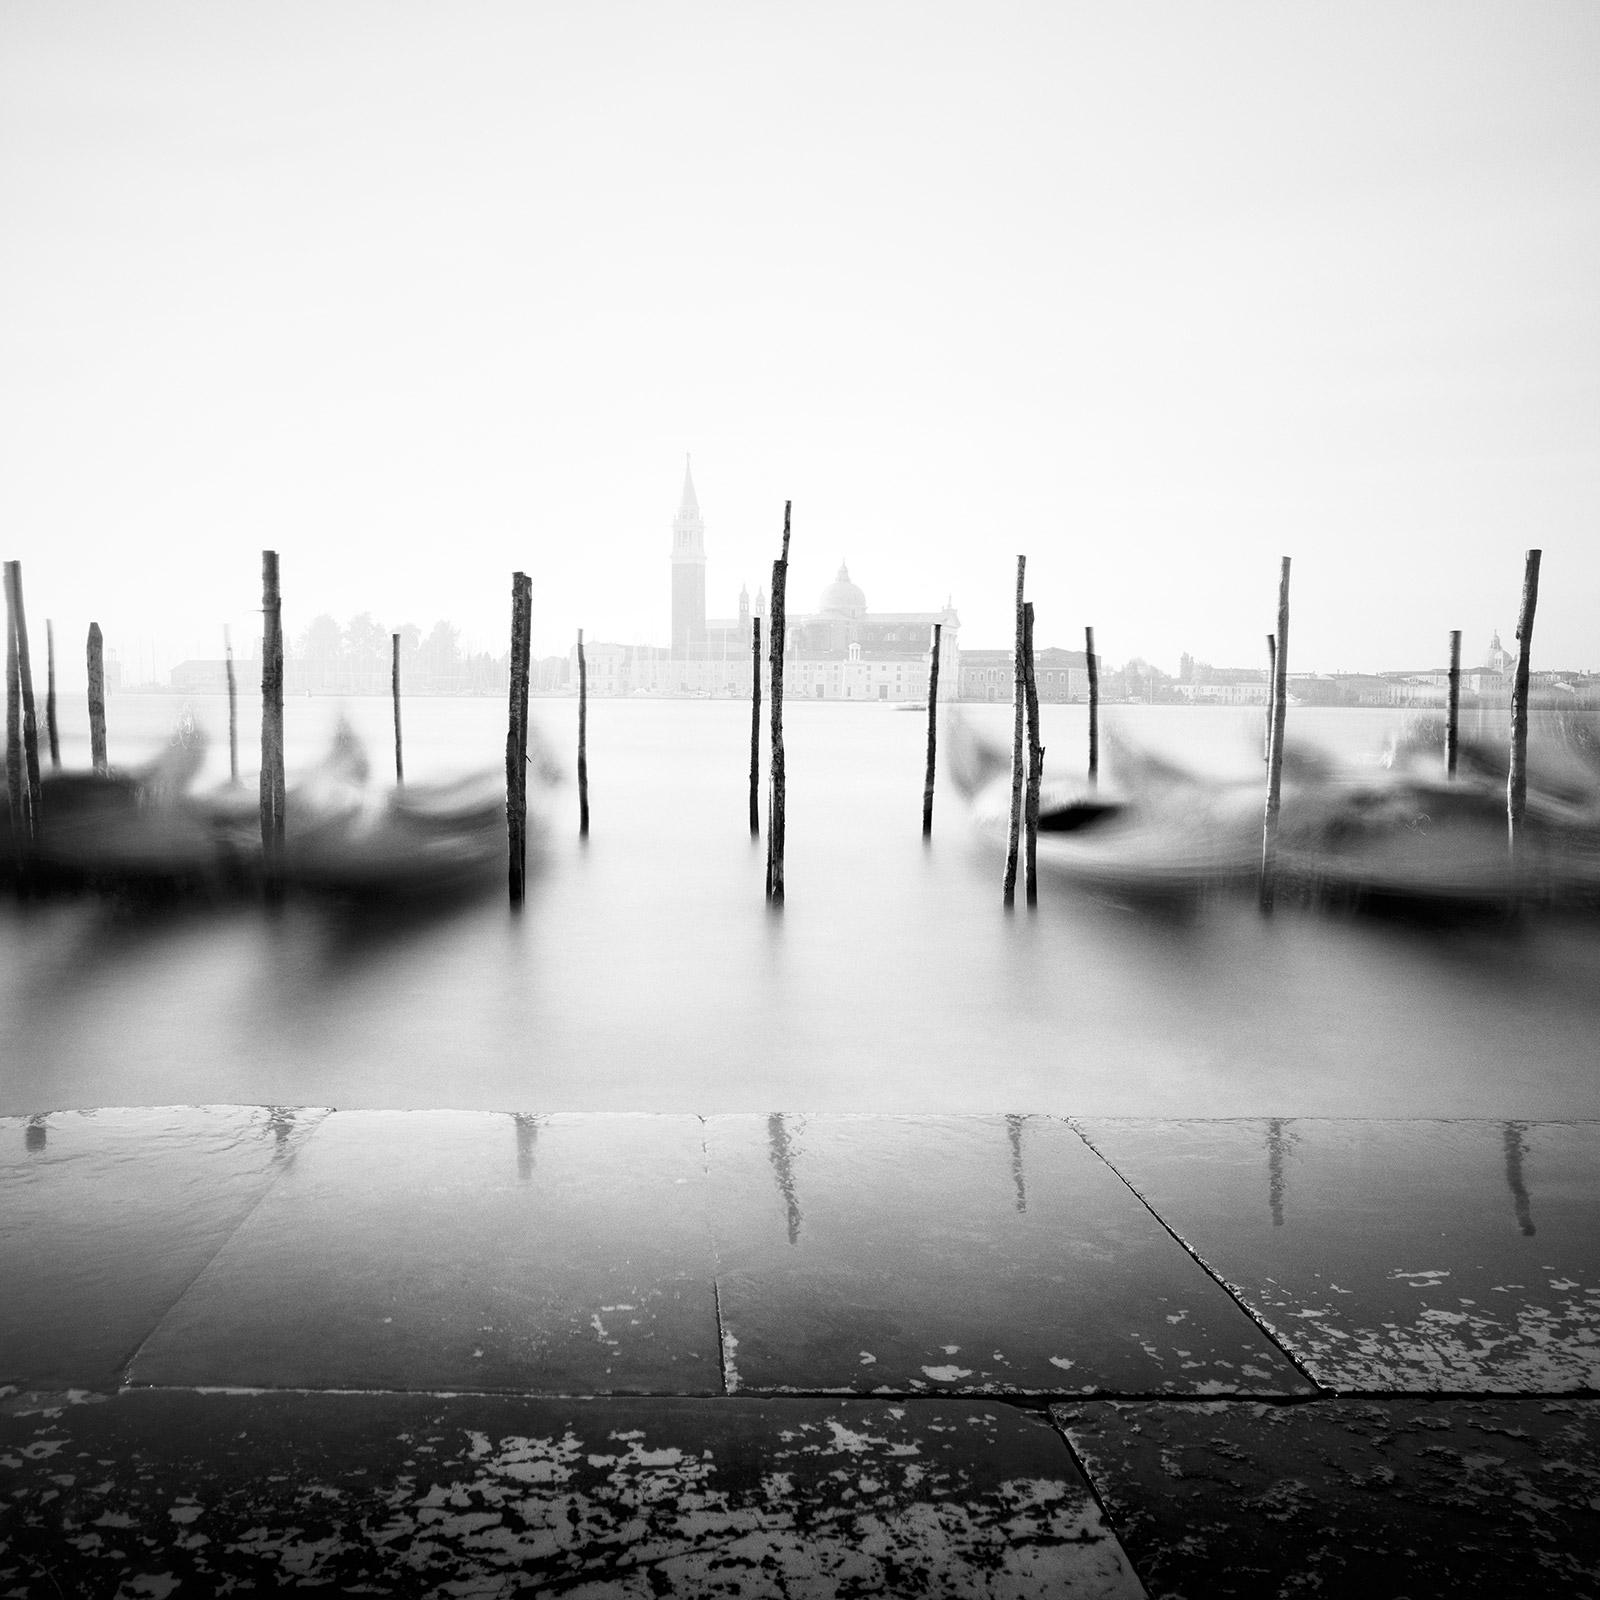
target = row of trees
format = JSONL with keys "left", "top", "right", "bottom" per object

{"left": 291, "top": 613, "right": 508, "bottom": 695}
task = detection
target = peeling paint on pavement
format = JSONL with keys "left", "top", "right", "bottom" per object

{"left": 0, "top": 1389, "right": 1145, "bottom": 1597}
{"left": 1054, "top": 1396, "right": 1600, "bottom": 1598}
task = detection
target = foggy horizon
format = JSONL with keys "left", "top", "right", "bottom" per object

{"left": 34, "top": 596, "right": 1583, "bottom": 696}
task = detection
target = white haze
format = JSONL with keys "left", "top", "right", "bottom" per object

{"left": 2, "top": 0, "right": 1597, "bottom": 686}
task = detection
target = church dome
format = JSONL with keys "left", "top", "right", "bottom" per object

{"left": 818, "top": 562, "right": 867, "bottom": 620}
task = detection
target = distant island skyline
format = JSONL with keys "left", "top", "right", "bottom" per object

{"left": 83, "top": 607, "right": 1594, "bottom": 711}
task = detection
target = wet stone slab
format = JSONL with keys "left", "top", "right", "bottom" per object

{"left": 130, "top": 1111, "right": 721, "bottom": 1393}
{"left": 0, "top": 1105, "right": 328, "bottom": 1386}
{"left": 1074, "top": 1118, "right": 1600, "bottom": 1393}
{"left": 1054, "top": 1396, "right": 1600, "bottom": 1599}
{"left": 707, "top": 1114, "right": 1310, "bottom": 1397}
{"left": 0, "top": 1387, "right": 1145, "bottom": 1598}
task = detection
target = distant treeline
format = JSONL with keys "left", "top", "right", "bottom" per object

{"left": 291, "top": 615, "right": 505, "bottom": 696}
{"left": 171, "top": 614, "right": 568, "bottom": 696}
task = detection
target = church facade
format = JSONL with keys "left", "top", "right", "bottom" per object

{"left": 578, "top": 461, "right": 961, "bottom": 699}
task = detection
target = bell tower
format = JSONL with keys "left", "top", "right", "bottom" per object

{"left": 670, "top": 455, "right": 706, "bottom": 657}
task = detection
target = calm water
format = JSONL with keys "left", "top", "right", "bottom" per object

{"left": 4, "top": 693, "right": 1598, "bottom": 1119}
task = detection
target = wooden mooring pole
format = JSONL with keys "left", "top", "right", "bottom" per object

{"left": 87, "top": 623, "right": 107, "bottom": 774}
{"left": 45, "top": 619, "right": 60, "bottom": 768}
{"left": 1085, "top": 624, "right": 1099, "bottom": 785}
{"left": 3, "top": 563, "right": 42, "bottom": 832}
{"left": 506, "top": 571, "right": 533, "bottom": 904}
{"left": 1508, "top": 549, "right": 1542, "bottom": 863}
{"left": 748, "top": 614, "right": 762, "bottom": 837}
{"left": 577, "top": 628, "right": 589, "bottom": 837}
{"left": 1002, "top": 555, "right": 1026, "bottom": 906}
{"left": 1264, "top": 633, "right": 1277, "bottom": 762}
{"left": 1022, "top": 601, "right": 1043, "bottom": 908}
{"left": 260, "top": 551, "right": 286, "bottom": 898}
{"left": 5, "top": 576, "right": 22, "bottom": 855}
{"left": 765, "top": 503, "right": 791, "bottom": 904}
{"left": 392, "top": 632, "right": 404, "bottom": 786}
{"left": 1259, "top": 558, "right": 1291, "bottom": 913}
{"left": 224, "top": 625, "right": 239, "bottom": 783}
{"left": 922, "top": 621, "right": 942, "bottom": 837}
{"left": 1446, "top": 629, "right": 1461, "bottom": 780}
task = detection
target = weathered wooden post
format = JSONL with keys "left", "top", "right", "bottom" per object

{"left": 5, "top": 583, "right": 22, "bottom": 855}
{"left": 748, "top": 614, "right": 762, "bottom": 837}
{"left": 224, "top": 625, "right": 239, "bottom": 783}
{"left": 1003, "top": 555, "right": 1026, "bottom": 905}
{"left": 1446, "top": 629, "right": 1461, "bottom": 780}
{"left": 765, "top": 502, "right": 791, "bottom": 903}
{"left": 1265, "top": 634, "right": 1277, "bottom": 762}
{"left": 1085, "top": 624, "right": 1100, "bottom": 785}
{"left": 576, "top": 628, "right": 589, "bottom": 837}
{"left": 391, "top": 632, "right": 404, "bottom": 785}
{"left": 922, "top": 621, "right": 942, "bottom": 837}
{"left": 1022, "top": 601, "right": 1044, "bottom": 908}
{"left": 260, "top": 551, "right": 286, "bottom": 898}
{"left": 506, "top": 571, "right": 533, "bottom": 904}
{"left": 1507, "top": 549, "right": 1541, "bottom": 863}
{"left": 1259, "top": 558, "right": 1291, "bottom": 913}
{"left": 3, "top": 564, "right": 41, "bottom": 829}
{"left": 87, "top": 623, "right": 107, "bottom": 774}
{"left": 45, "top": 620, "right": 60, "bottom": 769}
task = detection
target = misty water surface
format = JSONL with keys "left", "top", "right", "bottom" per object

{"left": 3, "top": 695, "right": 1598, "bottom": 1119}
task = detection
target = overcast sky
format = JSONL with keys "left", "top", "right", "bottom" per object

{"left": 2, "top": 0, "right": 1596, "bottom": 684}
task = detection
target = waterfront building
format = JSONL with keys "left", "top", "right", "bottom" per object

{"left": 1172, "top": 662, "right": 1270, "bottom": 706}
{"left": 169, "top": 659, "right": 234, "bottom": 694}
{"left": 574, "top": 463, "right": 961, "bottom": 699}
{"left": 957, "top": 648, "right": 1096, "bottom": 702}
{"left": 782, "top": 563, "right": 961, "bottom": 702}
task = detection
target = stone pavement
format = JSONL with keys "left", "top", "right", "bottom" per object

{"left": 2, "top": 1108, "right": 1598, "bottom": 1596}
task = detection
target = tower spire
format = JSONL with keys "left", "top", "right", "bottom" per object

{"left": 670, "top": 456, "right": 707, "bottom": 656}
{"left": 680, "top": 454, "right": 700, "bottom": 522}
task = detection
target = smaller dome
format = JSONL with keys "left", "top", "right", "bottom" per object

{"left": 818, "top": 562, "right": 867, "bottom": 620}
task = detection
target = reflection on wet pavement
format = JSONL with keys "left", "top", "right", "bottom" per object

{"left": 1073, "top": 1118, "right": 1600, "bottom": 1391}
{"left": 1267, "top": 1115, "right": 1295, "bottom": 1227}
{"left": 766, "top": 1111, "right": 803, "bottom": 1246}
{"left": 0, "top": 1105, "right": 329, "bottom": 1385}
{"left": 11, "top": 1109, "right": 1600, "bottom": 1402}
{"left": 707, "top": 1114, "right": 1310, "bottom": 1397}
{"left": 1505, "top": 1119, "right": 1537, "bottom": 1236}
{"left": 514, "top": 1109, "right": 539, "bottom": 1181}
{"left": 127, "top": 1111, "right": 720, "bottom": 1393}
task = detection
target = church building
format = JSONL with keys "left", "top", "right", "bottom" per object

{"left": 783, "top": 562, "right": 962, "bottom": 702}
{"left": 671, "top": 459, "right": 959, "bottom": 700}
{"left": 580, "top": 461, "right": 961, "bottom": 698}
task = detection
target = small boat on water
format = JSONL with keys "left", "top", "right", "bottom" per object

{"left": 2, "top": 716, "right": 540, "bottom": 905}
{"left": 945, "top": 710, "right": 1600, "bottom": 915}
